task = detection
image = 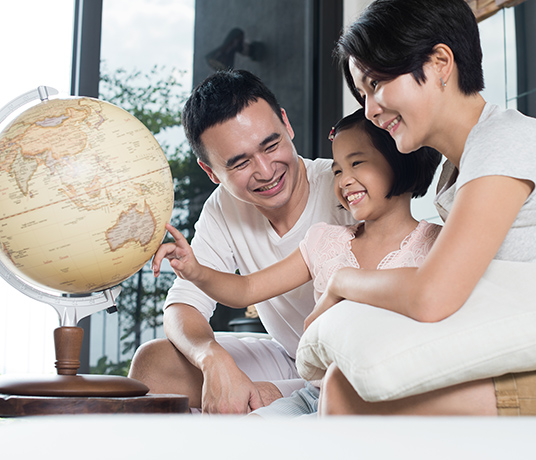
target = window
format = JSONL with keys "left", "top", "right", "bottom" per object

{"left": 480, "top": 7, "right": 517, "bottom": 109}
{"left": 89, "top": 0, "right": 195, "bottom": 374}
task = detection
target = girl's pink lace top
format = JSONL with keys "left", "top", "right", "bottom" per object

{"left": 299, "top": 220, "right": 441, "bottom": 302}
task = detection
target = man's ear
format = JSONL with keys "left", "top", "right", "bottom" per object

{"left": 431, "top": 43, "right": 454, "bottom": 87}
{"left": 198, "top": 160, "right": 221, "bottom": 184}
{"left": 280, "top": 108, "right": 295, "bottom": 140}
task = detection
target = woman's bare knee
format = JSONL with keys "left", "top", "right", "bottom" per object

{"left": 319, "top": 364, "right": 364, "bottom": 415}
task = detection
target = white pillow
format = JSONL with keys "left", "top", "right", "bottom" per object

{"left": 296, "top": 259, "right": 536, "bottom": 402}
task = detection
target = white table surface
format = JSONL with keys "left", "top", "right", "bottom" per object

{"left": 2, "top": 414, "right": 535, "bottom": 459}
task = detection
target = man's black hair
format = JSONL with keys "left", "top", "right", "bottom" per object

{"left": 182, "top": 69, "right": 284, "bottom": 165}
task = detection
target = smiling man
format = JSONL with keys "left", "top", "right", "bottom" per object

{"left": 128, "top": 70, "right": 353, "bottom": 414}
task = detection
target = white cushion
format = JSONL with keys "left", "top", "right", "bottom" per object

{"left": 296, "top": 259, "right": 536, "bottom": 402}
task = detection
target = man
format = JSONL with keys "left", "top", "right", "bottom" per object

{"left": 128, "top": 70, "right": 353, "bottom": 413}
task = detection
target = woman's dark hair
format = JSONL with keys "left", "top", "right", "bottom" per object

{"left": 335, "top": 0, "right": 484, "bottom": 105}
{"left": 183, "top": 69, "right": 283, "bottom": 165}
{"left": 330, "top": 109, "right": 441, "bottom": 198}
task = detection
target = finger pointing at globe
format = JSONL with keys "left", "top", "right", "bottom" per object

{"left": 152, "top": 223, "right": 204, "bottom": 283}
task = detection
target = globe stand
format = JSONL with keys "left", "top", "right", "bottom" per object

{"left": 0, "top": 258, "right": 191, "bottom": 417}
{"left": 0, "top": 269, "right": 189, "bottom": 415}
{"left": 0, "top": 326, "right": 149, "bottom": 397}
{"left": 0, "top": 258, "right": 149, "bottom": 397}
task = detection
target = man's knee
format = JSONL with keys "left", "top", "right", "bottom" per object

{"left": 129, "top": 338, "right": 173, "bottom": 379}
{"left": 128, "top": 338, "right": 202, "bottom": 397}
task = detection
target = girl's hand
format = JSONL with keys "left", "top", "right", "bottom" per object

{"left": 151, "top": 223, "right": 204, "bottom": 281}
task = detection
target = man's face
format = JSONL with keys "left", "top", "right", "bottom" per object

{"left": 198, "top": 99, "right": 301, "bottom": 212}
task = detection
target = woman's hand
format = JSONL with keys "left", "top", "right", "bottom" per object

{"left": 151, "top": 223, "right": 204, "bottom": 282}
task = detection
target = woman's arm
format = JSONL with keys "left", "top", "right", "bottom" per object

{"left": 153, "top": 224, "right": 312, "bottom": 309}
{"left": 309, "top": 175, "right": 533, "bottom": 325}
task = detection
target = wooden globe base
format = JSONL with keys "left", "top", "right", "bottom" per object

{"left": 0, "top": 374, "right": 149, "bottom": 397}
{"left": 0, "top": 326, "right": 149, "bottom": 397}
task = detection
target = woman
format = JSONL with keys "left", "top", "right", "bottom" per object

{"left": 298, "top": 0, "right": 536, "bottom": 416}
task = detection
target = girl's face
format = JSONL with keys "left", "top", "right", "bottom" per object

{"left": 331, "top": 126, "right": 396, "bottom": 222}
{"left": 349, "top": 58, "right": 439, "bottom": 154}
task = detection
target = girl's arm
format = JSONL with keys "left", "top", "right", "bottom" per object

{"left": 153, "top": 223, "right": 312, "bottom": 309}
{"left": 309, "top": 175, "right": 533, "bottom": 324}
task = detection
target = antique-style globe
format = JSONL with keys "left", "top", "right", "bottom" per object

{"left": 0, "top": 87, "right": 174, "bottom": 400}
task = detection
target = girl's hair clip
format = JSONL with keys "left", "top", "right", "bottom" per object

{"left": 328, "top": 127, "right": 336, "bottom": 141}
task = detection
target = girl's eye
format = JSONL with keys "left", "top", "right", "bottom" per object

{"left": 352, "top": 161, "right": 363, "bottom": 167}
{"left": 332, "top": 169, "right": 342, "bottom": 176}
{"left": 370, "top": 80, "right": 379, "bottom": 89}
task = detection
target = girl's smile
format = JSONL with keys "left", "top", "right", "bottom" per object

{"left": 345, "top": 191, "right": 366, "bottom": 206}
{"left": 331, "top": 125, "right": 397, "bottom": 223}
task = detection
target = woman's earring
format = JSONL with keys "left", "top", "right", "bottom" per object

{"left": 440, "top": 77, "right": 447, "bottom": 88}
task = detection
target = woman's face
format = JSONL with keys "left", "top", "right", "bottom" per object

{"left": 349, "top": 58, "right": 438, "bottom": 154}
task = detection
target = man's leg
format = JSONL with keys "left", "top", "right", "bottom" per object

{"left": 129, "top": 338, "right": 204, "bottom": 407}
{"left": 129, "top": 334, "right": 305, "bottom": 410}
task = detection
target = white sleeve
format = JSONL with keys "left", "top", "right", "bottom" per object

{"left": 163, "top": 192, "right": 238, "bottom": 321}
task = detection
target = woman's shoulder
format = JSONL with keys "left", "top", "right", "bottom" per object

{"left": 460, "top": 104, "right": 536, "bottom": 186}
{"left": 470, "top": 104, "right": 536, "bottom": 146}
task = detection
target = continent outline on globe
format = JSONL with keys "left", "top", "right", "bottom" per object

{"left": 0, "top": 95, "right": 174, "bottom": 295}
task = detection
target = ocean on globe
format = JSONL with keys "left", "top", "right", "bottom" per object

{"left": 0, "top": 96, "right": 174, "bottom": 294}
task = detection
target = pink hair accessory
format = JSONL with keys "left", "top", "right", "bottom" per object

{"left": 328, "top": 127, "right": 336, "bottom": 141}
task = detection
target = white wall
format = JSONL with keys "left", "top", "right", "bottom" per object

{"left": 0, "top": 0, "right": 75, "bottom": 375}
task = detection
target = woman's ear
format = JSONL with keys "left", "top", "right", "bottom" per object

{"left": 198, "top": 160, "right": 221, "bottom": 184}
{"left": 431, "top": 43, "right": 455, "bottom": 88}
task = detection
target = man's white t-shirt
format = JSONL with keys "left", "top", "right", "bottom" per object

{"left": 164, "top": 157, "right": 354, "bottom": 358}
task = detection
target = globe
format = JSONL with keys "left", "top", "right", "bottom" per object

{"left": 0, "top": 95, "right": 174, "bottom": 295}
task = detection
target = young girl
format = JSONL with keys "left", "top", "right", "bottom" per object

{"left": 153, "top": 109, "right": 441, "bottom": 416}
{"left": 303, "top": 0, "right": 536, "bottom": 416}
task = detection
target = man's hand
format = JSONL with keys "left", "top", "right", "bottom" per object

{"left": 254, "top": 381, "right": 283, "bottom": 407}
{"left": 200, "top": 359, "right": 264, "bottom": 414}
{"left": 152, "top": 223, "right": 203, "bottom": 281}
